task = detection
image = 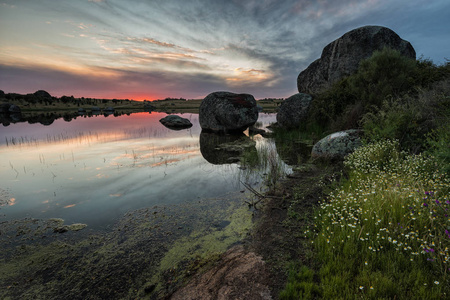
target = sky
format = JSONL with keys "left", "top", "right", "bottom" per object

{"left": 0, "top": 0, "right": 449, "bottom": 101}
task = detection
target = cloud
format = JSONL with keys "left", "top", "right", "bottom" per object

{"left": 1, "top": 0, "right": 449, "bottom": 100}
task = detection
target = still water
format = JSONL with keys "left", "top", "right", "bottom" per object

{"left": 0, "top": 112, "right": 281, "bottom": 229}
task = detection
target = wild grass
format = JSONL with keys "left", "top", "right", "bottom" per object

{"left": 294, "top": 140, "right": 450, "bottom": 299}
{"left": 240, "top": 139, "right": 290, "bottom": 192}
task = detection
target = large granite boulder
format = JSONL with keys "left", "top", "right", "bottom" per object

{"left": 311, "top": 129, "right": 362, "bottom": 160}
{"left": 159, "top": 115, "right": 192, "bottom": 130}
{"left": 199, "top": 91, "right": 258, "bottom": 133}
{"left": 297, "top": 26, "right": 416, "bottom": 94}
{"left": 276, "top": 93, "right": 312, "bottom": 128}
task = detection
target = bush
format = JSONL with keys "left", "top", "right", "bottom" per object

{"left": 362, "top": 77, "right": 450, "bottom": 153}
{"left": 307, "top": 48, "right": 449, "bottom": 134}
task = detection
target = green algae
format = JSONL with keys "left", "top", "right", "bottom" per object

{"left": 159, "top": 204, "right": 252, "bottom": 271}
{"left": 0, "top": 193, "right": 254, "bottom": 300}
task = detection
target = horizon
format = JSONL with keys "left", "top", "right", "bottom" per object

{"left": 1, "top": 0, "right": 449, "bottom": 101}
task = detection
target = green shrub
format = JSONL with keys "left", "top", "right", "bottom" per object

{"left": 348, "top": 47, "right": 418, "bottom": 108}
{"left": 307, "top": 48, "right": 449, "bottom": 134}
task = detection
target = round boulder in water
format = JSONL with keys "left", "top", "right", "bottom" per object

{"left": 199, "top": 91, "right": 258, "bottom": 133}
{"left": 159, "top": 115, "right": 193, "bottom": 130}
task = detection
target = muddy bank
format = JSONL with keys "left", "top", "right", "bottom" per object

{"left": 165, "top": 163, "right": 341, "bottom": 299}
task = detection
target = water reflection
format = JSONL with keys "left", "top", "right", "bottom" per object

{"left": 0, "top": 112, "right": 279, "bottom": 229}
{"left": 199, "top": 132, "right": 256, "bottom": 165}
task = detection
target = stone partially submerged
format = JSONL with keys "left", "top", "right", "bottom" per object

{"left": 159, "top": 115, "right": 192, "bottom": 130}
{"left": 311, "top": 129, "right": 362, "bottom": 160}
{"left": 199, "top": 91, "right": 258, "bottom": 133}
{"left": 297, "top": 26, "right": 416, "bottom": 94}
{"left": 276, "top": 93, "right": 312, "bottom": 128}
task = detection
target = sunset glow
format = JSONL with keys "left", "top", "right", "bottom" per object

{"left": 1, "top": 0, "right": 449, "bottom": 100}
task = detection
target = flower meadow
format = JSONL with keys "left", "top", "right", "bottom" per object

{"left": 310, "top": 140, "right": 450, "bottom": 299}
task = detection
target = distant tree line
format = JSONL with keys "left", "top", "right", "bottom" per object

{"left": 0, "top": 90, "right": 133, "bottom": 106}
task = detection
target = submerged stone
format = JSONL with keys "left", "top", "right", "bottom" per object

{"left": 159, "top": 115, "right": 193, "bottom": 129}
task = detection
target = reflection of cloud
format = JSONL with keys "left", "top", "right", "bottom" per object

{"left": 1, "top": 0, "right": 449, "bottom": 101}
{"left": 96, "top": 173, "right": 109, "bottom": 179}
{"left": 64, "top": 204, "right": 76, "bottom": 208}
{"left": 9, "top": 198, "right": 16, "bottom": 206}
{"left": 151, "top": 159, "right": 180, "bottom": 167}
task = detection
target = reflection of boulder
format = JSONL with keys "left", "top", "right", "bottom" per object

{"left": 311, "top": 129, "right": 362, "bottom": 160}
{"left": 199, "top": 91, "right": 258, "bottom": 133}
{"left": 0, "top": 103, "right": 22, "bottom": 125}
{"left": 274, "top": 136, "right": 312, "bottom": 165}
{"left": 159, "top": 115, "right": 192, "bottom": 130}
{"left": 9, "top": 113, "right": 22, "bottom": 122}
{"left": 200, "top": 132, "right": 256, "bottom": 165}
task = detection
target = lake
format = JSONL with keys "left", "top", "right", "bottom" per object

{"left": 0, "top": 112, "right": 286, "bottom": 230}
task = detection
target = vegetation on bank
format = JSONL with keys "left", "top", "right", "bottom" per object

{"left": 0, "top": 90, "right": 283, "bottom": 113}
{"left": 280, "top": 49, "right": 450, "bottom": 299}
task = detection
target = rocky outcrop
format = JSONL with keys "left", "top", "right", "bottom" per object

{"left": 199, "top": 91, "right": 258, "bottom": 133}
{"left": 170, "top": 246, "right": 271, "bottom": 300}
{"left": 276, "top": 93, "right": 312, "bottom": 128}
{"left": 159, "top": 115, "right": 193, "bottom": 130}
{"left": 297, "top": 26, "right": 416, "bottom": 94}
{"left": 311, "top": 129, "right": 362, "bottom": 160}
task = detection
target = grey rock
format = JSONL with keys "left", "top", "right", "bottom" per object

{"left": 297, "top": 26, "right": 416, "bottom": 94}
{"left": 159, "top": 115, "right": 192, "bottom": 129}
{"left": 103, "top": 107, "right": 115, "bottom": 112}
{"left": 199, "top": 91, "right": 258, "bottom": 133}
{"left": 91, "top": 106, "right": 101, "bottom": 111}
{"left": 311, "top": 129, "right": 363, "bottom": 160}
{"left": 276, "top": 93, "right": 312, "bottom": 128}
{"left": 8, "top": 104, "right": 21, "bottom": 113}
